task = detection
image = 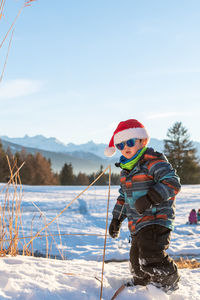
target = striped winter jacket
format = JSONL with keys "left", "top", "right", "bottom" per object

{"left": 112, "top": 147, "right": 181, "bottom": 235}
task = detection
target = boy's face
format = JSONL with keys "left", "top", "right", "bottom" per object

{"left": 119, "top": 139, "right": 145, "bottom": 159}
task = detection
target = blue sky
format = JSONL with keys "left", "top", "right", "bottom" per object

{"left": 0, "top": 0, "right": 200, "bottom": 145}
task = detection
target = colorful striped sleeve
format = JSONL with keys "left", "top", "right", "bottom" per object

{"left": 112, "top": 187, "right": 127, "bottom": 222}
{"left": 148, "top": 159, "right": 181, "bottom": 201}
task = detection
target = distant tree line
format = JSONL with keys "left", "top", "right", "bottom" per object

{"left": 0, "top": 122, "right": 200, "bottom": 185}
{"left": 59, "top": 163, "right": 120, "bottom": 185}
{"left": 0, "top": 143, "right": 120, "bottom": 185}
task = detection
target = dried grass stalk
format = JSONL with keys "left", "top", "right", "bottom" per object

{"left": 176, "top": 257, "right": 200, "bottom": 269}
{"left": 0, "top": 0, "right": 37, "bottom": 82}
{"left": 0, "top": 156, "right": 23, "bottom": 256}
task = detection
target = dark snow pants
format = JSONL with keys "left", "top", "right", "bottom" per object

{"left": 130, "top": 224, "right": 179, "bottom": 287}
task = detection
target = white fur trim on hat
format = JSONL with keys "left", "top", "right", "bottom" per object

{"left": 104, "top": 147, "right": 116, "bottom": 157}
{"left": 114, "top": 128, "right": 149, "bottom": 144}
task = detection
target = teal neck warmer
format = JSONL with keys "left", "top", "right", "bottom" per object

{"left": 119, "top": 147, "right": 147, "bottom": 171}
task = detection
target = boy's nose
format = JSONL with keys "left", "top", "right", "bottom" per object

{"left": 124, "top": 143, "right": 129, "bottom": 149}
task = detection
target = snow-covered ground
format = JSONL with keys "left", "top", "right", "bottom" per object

{"left": 0, "top": 184, "right": 200, "bottom": 299}
{"left": 0, "top": 255, "right": 200, "bottom": 300}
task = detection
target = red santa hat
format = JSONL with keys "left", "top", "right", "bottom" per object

{"left": 104, "top": 119, "right": 150, "bottom": 157}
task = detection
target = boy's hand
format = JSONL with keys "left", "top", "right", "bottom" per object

{"left": 109, "top": 218, "right": 122, "bottom": 238}
{"left": 135, "top": 188, "right": 163, "bottom": 214}
{"left": 147, "top": 188, "right": 163, "bottom": 204}
{"left": 135, "top": 195, "right": 151, "bottom": 214}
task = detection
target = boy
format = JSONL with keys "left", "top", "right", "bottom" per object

{"left": 104, "top": 119, "right": 181, "bottom": 292}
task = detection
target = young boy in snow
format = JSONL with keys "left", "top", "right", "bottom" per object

{"left": 104, "top": 119, "right": 181, "bottom": 291}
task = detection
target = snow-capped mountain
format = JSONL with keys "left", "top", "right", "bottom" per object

{"left": 0, "top": 134, "right": 168, "bottom": 158}
{"left": 0, "top": 134, "right": 68, "bottom": 153}
{"left": 0, "top": 135, "right": 108, "bottom": 158}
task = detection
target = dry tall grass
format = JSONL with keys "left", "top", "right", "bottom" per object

{"left": 0, "top": 156, "right": 68, "bottom": 258}
{"left": 176, "top": 257, "right": 200, "bottom": 269}
{"left": 0, "top": 0, "right": 37, "bottom": 82}
{"left": 0, "top": 0, "right": 6, "bottom": 21}
{"left": 0, "top": 156, "right": 29, "bottom": 256}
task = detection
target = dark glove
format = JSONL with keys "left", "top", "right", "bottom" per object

{"left": 109, "top": 218, "right": 122, "bottom": 238}
{"left": 135, "top": 188, "right": 163, "bottom": 214}
{"left": 147, "top": 188, "right": 163, "bottom": 204}
{"left": 135, "top": 195, "right": 151, "bottom": 214}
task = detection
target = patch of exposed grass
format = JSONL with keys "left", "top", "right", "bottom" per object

{"left": 175, "top": 257, "right": 200, "bottom": 269}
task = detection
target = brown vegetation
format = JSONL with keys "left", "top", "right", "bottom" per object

{"left": 0, "top": 144, "right": 59, "bottom": 185}
{"left": 0, "top": 155, "right": 60, "bottom": 257}
{"left": 175, "top": 257, "right": 200, "bottom": 269}
{"left": 0, "top": 156, "right": 30, "bottom": 256}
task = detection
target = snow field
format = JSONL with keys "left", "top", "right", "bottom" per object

{"left": 0, "top": 184, "right": 200, "bottom": 299}
{"left": 0, "top": 256, "right": 200, "bottom": 299}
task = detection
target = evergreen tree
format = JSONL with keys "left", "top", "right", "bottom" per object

{"left": 111, "top": 173, "right": 120, "bottom": 185}
{"left": 76, "top": 172, "right": 89, "bottom": 185}
{"left": 94, "top": 165, "right": 107, "bottom": 185}
{"left": 88, "top": 172, "right": 96, "bottom": 185}
{"left": 14, "top": 150, "right": 58, "bottom": 185}
{"left": 0, "top": 142, "right": 10, "bottom": 182}
{"left": 60, "top": 163, "right": 75, "bottom": 185}
{"left": 32, "top": 153, "right": 58, "bottom": 185}
{"left": 164, "top": 122, "right": 200, "bottom": 184}
{"left": 18, "top": 153, "right": 35, "bottom": 184}
{"left": 88, "top": 167, "right": 120, "bottom": 186}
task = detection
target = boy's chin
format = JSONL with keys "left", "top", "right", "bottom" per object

{"left": 123, "top": 153, "right": 135, "bottom": 159}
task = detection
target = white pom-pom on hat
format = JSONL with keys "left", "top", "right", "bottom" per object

{"left": 104, "top": 119, "right": 150, "bottom": 157}
{"left": 104, "top": 146, "right": 116, "bottom": 157}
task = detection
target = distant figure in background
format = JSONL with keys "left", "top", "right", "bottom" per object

{"left": 197, "top": 209, "right": 200, "bottom": 223}
{"left": 188, "top": 209, "right": 197, "bottom": 225}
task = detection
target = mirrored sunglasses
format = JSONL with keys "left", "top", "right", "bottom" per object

{"left": 116, "top": 138, "right": 138, "bottom": 150}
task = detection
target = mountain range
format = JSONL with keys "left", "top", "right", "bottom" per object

{"left": 1, "top": 135, "right": 200, "bottom": 174}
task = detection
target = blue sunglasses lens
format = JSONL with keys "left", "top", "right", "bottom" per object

{"left": 126, "top": 138, "right": 136, "bottom": 147}
{"left": 116, "top": 142, "right": 125, "bottom": 150}
{"left": 116, "top": 138, "right": 137, "bottom": 150}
